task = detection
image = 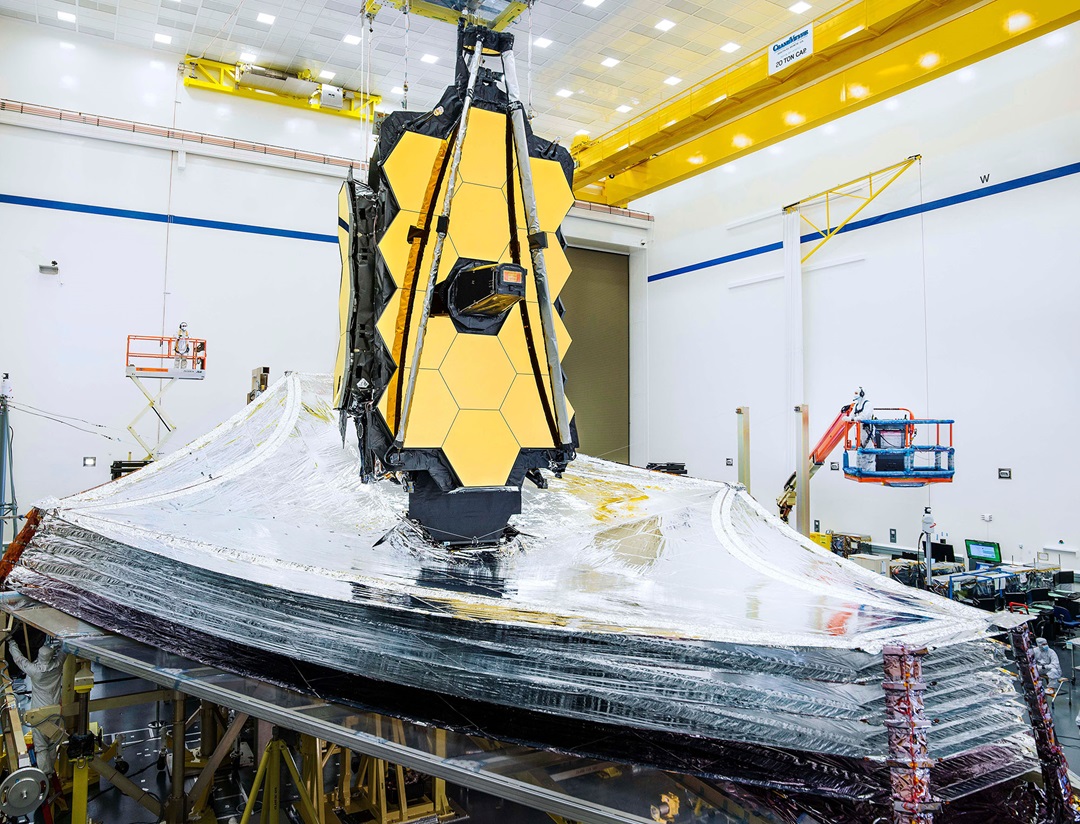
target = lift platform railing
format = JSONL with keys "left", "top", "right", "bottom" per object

{"left": 843, "top": 409, "right": 954, "bottom": 486}
{"left": 125, "top": 334, "right": 207, "bottom": 377}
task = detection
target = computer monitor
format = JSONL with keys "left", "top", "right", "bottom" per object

{"left": 931, "top": 541, "right": 955, "bottom": 563}
{"left": 965, "top": 539, "right": 1002, "bottom": 565}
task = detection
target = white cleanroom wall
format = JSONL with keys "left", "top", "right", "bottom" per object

{"left": 633, "top": 23, "right": 1080, "bottom": 564}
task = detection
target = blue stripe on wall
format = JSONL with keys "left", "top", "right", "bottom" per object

{"left": 648, "top": 159, "right": 1080, "bottom": 283}
{"left": 0, "top": 193, "right": 338, "bottom": 244}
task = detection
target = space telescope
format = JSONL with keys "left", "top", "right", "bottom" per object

{"left": 334, "top": 19, "right": 578, "bottom": 544}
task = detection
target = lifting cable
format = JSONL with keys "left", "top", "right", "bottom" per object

{"left": 402, "top": 0, "right": 411, "bottom": 110}
{"left": 917, "top": 157, "right": 933, "bottom": 511}
{"left": 526, "top": 0, "right": 535, "bottom": 119}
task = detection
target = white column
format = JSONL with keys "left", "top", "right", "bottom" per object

{"left": 783, "top": 207, "right": 804, "bottom": 471}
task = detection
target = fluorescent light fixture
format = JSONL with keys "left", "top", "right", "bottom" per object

{"left": 732, "top": 134, "right": 752, "bottom": 148}
{"left": 840, "top": 25, "right": 864, "bottom": 39}
{"left": 320, "top": 70, "right": 336, "bottom": 80}
{"left": 1006, "top": 11, "right": 1032, "bottom": 33}
{"left": 240, "top": 51, "right": 257, "bottom": 62}
{"left": 82, "top": 456, "right": 96, "bottom": 467}
{"left": 789, "top": 1, "right": 812, "bottom": 12}
{"left": 917, "top": 52, "right": 940, "bottom": 69}
{"left": 720, "top": 42, "right": 740, "bottom": 53}
{"left": 600, "top": 56, "right": 619, "bottom": 67}
{"left": 574, "top": 128, "right": 590, "bottom": 136}
{"left": 343, "top": 34, "right": 361, "bottom": 45}
{"left": 664, "top": 76, "right": 682, "bottom": 85}
{"left": 655, "top": 18, "right": 675, "bottom": 31}
{"left": 556, "top": 88, "right": 573, "bottom": 98}
{"left": 615, "top": 104, "right": 632, "bottom": 113}
{"left": 391, "top": 86, "right": 404, "bottom": 95}
{"left": 533, "top": 36, "right": 552, "bottom": 48}
{"left": 256, "top": 12, "right": 275, "bottom": 24}
{"left": 57, "top": 10, "right": 76, "bottom": 22}
{"left": 784, "top": 111, "right": 805, "bottom": 125}
{"left": 420, "top": 53, "right": 438, "bottom": 64}
{"left": 582, "top": 0, "right": 604, "bottom": 7}
{"left": 154, "top": 32, "right": 172, "bottom": 44}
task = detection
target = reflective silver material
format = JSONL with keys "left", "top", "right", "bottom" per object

{"left": 10, "top": 374, "right": 1027, "bottom": 761}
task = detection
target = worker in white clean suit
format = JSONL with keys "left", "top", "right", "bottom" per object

{"left": 174, "top": 322, "right": 191, "bottom": 369}
{"left": 10, "top": 641, "right": 64, "bottom": 774}
{"left": 1033, "top": 637, "right": 1062, "bottom": 688}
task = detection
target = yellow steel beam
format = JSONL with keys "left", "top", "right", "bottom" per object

{"left": 791, "top": 155, "right": 919, "bottom": 262}
{"left": 370, "top": 0, "right": 526, "bottom": 30}
{"left": 573, "top": 0, "right": 1080, "bottom": 206}
{"left": 183, "top": 57, "right": 381, "bottom": 121}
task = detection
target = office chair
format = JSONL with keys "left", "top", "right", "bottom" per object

{"left": 1052, "top": 606, "right": 1080, "bottom": 640}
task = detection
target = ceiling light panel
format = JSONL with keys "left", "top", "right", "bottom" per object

{"left": 720, "top": 42, "right": 741, "bottom": 53}
{"left": 789, "top": 2, "right": 812, "bottom": 13}
{"left": 27, "top": 0, "right": 858, "bottom": 151}
{"left": 600, "top": 56, "right": 619, "bottom": 67}
{"left": 654, "top": 19, "right": 675, "bottom": 31}
{"left": 57, "top": 10, "right": 76, "bottom": 22}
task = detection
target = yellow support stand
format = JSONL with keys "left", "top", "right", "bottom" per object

{"left": 70, "top": 758, "right": 89, "bottom": 824}
{"left": 239, "top": 738, "right": 322, "bottom": 824}
{"left": 791, "top": 156, "right": 920, "bottom": 263}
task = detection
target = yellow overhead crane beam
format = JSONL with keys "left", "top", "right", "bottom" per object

{"left": 364, "top": 0, "right": 527, "bottom": 31}
{"left": 572, "top": 0, "right": 1080, "bottom": 206}
{"left": 183, "top": 57, "right": 381, "bottom": 121}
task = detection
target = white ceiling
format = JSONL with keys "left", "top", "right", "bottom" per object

{"left": 0, "top": 0, "right": 850, "bottom": 147}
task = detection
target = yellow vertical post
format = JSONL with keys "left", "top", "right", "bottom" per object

{"left": 432, "top": 727, "right": 451, "bottom": 817}
{"left": 795, "top": 404, "right": 811, "bottom": 537}
{"left": 266, "top": 739, "right": 281, "bottom": 824}
{"left": 238, "top": 741, "right": 272, "bottom": 824}
{"left": 736, "top": 406, "right": 751, "bottom": 493}
{"left": 70, "top": 758, "right": 89, "bottom": 823}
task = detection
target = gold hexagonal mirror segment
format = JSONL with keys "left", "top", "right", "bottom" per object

{"left": 442, "top": 410, "right": 520, "bottom": 488}
{"left": 440, "top": 334, "right": 516, "bottom": 410}
{"left": 529, "top": 158, "right": 576, "bottom": 233}
{"left": 500, "top": 375, "right": 556, "bottom": 449}
{"left": 447, "top": 183, "right": 514, "bottom": 261}
{"left": 383, "top": 132, "right": 447, "bottom": 213}
{"left": 457, "top": 108, "right": 511, "bottom": 189}
{"left": 393, "top": 369, "right": 459, "bottom": 449}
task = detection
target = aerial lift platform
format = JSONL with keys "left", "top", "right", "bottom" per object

{"left": 777, "top": 390, "right": 954, "bottom": 523}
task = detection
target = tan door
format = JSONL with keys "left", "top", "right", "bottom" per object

{"left": 561, "top": 247, "right": 630, "bottom": 464}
